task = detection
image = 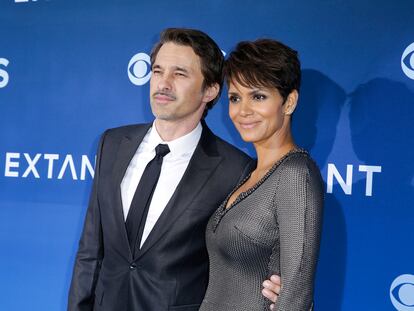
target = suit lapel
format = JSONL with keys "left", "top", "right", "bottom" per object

{"left": 111, "top": 123, "right": 152, "bottom": 259}
{"left": 135, "top": 123, "right": 222, "bottom": 259}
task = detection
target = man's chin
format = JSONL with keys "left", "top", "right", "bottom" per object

{"left": 151, "top": 105, "right": 174, "bottom": 119}
{"left": 154, "top": 113, "right": 179, "bottom": 122}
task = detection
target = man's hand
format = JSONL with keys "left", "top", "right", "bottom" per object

{"left": 262, "top": 275, "right": 281, "bottom": 310}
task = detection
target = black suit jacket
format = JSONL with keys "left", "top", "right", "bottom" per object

{"left": 68, "top": 122, "right": 252, "bottom": 311}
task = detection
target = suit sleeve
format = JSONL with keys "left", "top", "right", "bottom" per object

{"left": 67, "top": 131, "right": 107, "bottom": 311}
{"left": 271, "top": 158, "right": 324, "bottom": 311}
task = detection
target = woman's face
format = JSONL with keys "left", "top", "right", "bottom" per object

{"left": 228, "top": 80, "right": 291, "bottom": 144}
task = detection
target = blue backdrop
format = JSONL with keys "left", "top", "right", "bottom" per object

{"left": 1, "top": 1, "right": 414, "bottom": 310}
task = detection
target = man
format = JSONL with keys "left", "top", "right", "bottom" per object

{"left": 68, "top": 28, "right": 280, "bottom": 311}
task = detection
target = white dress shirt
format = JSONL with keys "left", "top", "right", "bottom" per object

{"left": 120, "top": 122, "right": 202, "bottom": 248}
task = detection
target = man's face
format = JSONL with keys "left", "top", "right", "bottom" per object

{"left": 150, "top": 42, "right": 209, "bottom": 124}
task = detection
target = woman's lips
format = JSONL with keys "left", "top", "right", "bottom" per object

{"left": 238, "top": 121, "right": 260, "bottom": 129}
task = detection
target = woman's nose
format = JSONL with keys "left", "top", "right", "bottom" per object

{"left": 239, "top": 100, "right": 253, "bottom": 116}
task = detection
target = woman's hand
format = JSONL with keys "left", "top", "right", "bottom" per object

{"left": 262, "top": 275, "right": 281, "bottom": 310}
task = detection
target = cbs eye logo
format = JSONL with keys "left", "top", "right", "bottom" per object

{"left": 128, "top": 52, "right": 151, "bottom": 86}
{"left": 401, "top": 43, "right": 414, "bottom": 80}
{"left": 390, "top": 274, "right": 414, "bottom": 311}
{"left": 0, "top": 58, "right": 10, "bottom": 88}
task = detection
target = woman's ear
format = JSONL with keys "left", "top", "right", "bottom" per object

{"left": 284, "top": 90, "right": 299, "bottom": 115}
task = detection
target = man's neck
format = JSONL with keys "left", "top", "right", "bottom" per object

{"left": 154, "top": 118, "right": 201, "bottom": 141}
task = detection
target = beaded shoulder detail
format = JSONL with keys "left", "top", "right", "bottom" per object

{"left": 212, "top": 148, "right": 309, "bottom": 232}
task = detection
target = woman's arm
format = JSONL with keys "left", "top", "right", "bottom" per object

{"left": 270, "top": 156, "right": 324, "bottom": 310}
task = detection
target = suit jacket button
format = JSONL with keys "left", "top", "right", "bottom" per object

{"left": 129, "top": 263, "right": 137, "bottom": 270}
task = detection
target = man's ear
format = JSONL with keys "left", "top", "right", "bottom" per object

{"left": 202, "top": 83, "right": 220, "bottom": 104}
{"left": 284, "top": 90, "right": 299, "bottom": 115}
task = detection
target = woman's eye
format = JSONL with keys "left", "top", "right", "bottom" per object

{"left": 229, "top": 96, "right": 240, "bottom": 103}
{"left": 253, "top": 94, "right": 267, "bottom": 101}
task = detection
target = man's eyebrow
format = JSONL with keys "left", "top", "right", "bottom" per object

{"left": 151, "top": 64, "right": 190, "bottom": 73}
{"left": 173, "top": 66, "right": 190, "bottom": 73}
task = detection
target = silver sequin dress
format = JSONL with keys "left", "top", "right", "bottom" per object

{"left": 199, "top": 150, "right": 324, "bottom": 311}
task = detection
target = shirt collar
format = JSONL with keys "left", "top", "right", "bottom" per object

{"left": 146, "top": 121, "right": 202, "bottom": 157}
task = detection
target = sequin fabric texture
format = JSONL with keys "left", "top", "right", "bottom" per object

{"left": 199, "top": 150, "right": 324, "bottom": 311}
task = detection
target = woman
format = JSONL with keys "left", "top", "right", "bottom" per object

{"left": 199, "top": 39, "right": 324, "bottom": 311}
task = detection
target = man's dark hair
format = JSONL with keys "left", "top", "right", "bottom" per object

{"left": 224, "top": 39, "right": 301, "bottom": 102}
{"left": 151, "top": 28, "right": 224, "bottom": 116}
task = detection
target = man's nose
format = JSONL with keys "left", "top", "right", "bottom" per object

{"left": 157, "top": 73, "right": 173, "bottom": 91}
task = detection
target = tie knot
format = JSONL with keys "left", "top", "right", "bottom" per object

{"left": 155, "top": 143, "right": 170, "bottom": 158}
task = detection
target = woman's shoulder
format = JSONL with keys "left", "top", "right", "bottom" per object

{"left": 268, "top": 149, "right": 324, "bottom": 207}
{"left": 271, "top": 148, "right": 323, "bottom": 184}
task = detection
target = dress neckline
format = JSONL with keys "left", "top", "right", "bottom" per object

{"left": 212, "top": 148, "right": 308, "bottom": 232}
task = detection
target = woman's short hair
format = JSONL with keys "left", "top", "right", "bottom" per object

{"left": 224, "top": 39, "right": 301, "bottom": 101}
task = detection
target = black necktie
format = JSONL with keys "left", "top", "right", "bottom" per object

{"left": 126, "top": 143, "right": 170, "bottom": 253}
